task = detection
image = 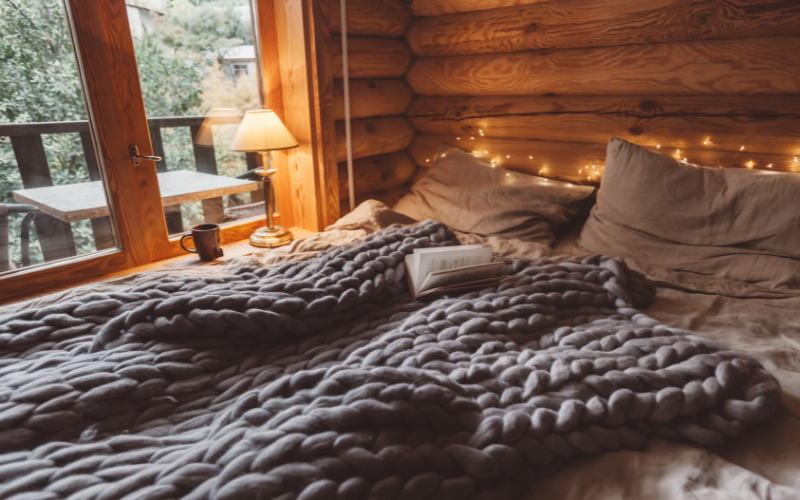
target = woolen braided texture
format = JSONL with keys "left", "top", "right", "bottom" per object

{"left": 0, "top": 220, "right": 780, "bottom": 500}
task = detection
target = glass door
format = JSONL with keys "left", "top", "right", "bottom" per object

{"left": 0, "top": 0, "right": 120, "bottom": 274}
{"left": 126, "top": 0, "right": 264, "bottom": 235}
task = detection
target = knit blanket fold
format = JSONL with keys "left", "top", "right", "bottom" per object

{"left": 0, "top": 220, "right": 780, "bottom": 500}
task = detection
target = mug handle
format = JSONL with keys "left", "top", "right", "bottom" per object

{"left": 180, "top": 233, "right": 197, "bottom": 253}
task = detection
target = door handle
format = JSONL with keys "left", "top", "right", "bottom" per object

{"left": 130, "top": 145, "right": 163, "bottom": 166}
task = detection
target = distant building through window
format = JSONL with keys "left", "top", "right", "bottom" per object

{"left": 220, "top": 45, "right": 256, "bottom": 82}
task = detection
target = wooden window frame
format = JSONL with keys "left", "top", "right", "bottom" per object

{"left": 0, "top": 0, "right": 338, "bottom": 305}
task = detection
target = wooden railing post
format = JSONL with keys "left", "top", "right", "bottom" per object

{"left": 79, "top": 130, "right": 116, "bottom": 250}
{"left": 9, "top": 135, "right": 77, "bottom": 263}
{"left": 148, "top": 125, "right": 184, "bottom": 234}
{"left": 190, "top": 125, "right": 224, "bottom": 224}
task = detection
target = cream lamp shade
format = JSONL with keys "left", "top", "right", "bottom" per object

{"left": 230, "top": 110, "right": 299, "bottom": 152}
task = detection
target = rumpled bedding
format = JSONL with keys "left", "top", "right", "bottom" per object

{"left": 0, "top": 201, "right": 798, "bottom": 500}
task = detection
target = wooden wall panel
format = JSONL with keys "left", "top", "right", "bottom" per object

{"left": 409, "top": 0, "right": 800, "bottom": 57}
{"left": 410, "top": 95, "right": 800, "bottom": 156}
{"left": 335, "top": 116, "right": 416, "bottom": 162}
{"left": 338, "top": 151, "right": 417, "bottom": 201}
{"left": 330, "top": 35, "right": 413, "bottom": 79}
{"left": 324, "top": 0, "right": 412, "bottom": 37}
{"left": 408, "top": 36, "right": 800, "bottom": 96}
{"left": 333, "top": 79, "right": 413, "bottom": 120}
{"left": 409, "top": 0, "right": 555, "bottom": 17}
{"left": 411, "top": 134, "right": 798, "bottom": 184}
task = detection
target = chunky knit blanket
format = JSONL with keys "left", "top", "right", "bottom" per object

{"left": 0, "top": 221, "right": 780, "bottom": 500}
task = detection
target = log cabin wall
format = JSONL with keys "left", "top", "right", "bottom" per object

{"left": 402, "top": 0, "right": 800, "bottom": 185}
{"left": 323, "top": 0, "right": 418, "bottom": 215}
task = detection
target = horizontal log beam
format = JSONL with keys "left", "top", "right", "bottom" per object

{"left": 341, "top": 184, "right": 411, "bottom": 215}
{"left": 333, "top": 79, "right": 413, "bottom": 120}
{"left": 324, "top": 0, "right": 412, "bottom": 37}
{"left": 409, "top": 95, "right": 800, "bottom": 156}
{"left": 411, "top": 134, "right": 799, "bottom": 184}
{"left": 329, "top": 36, "right": 413, "bottom": 79}
{"left": 409, "top": 0, "right": 554, "bottom": 17}
{"left": 335, "top": 116, "right": 416, "bottom": 162}
{"left": 408, "top": 0, "right": 800, "bottom": 57}
{"left": 407, "top": 36, "right": 800, "bottom": 96}
{"left": 338, "top": 152, "right": 417, "bottom": 201}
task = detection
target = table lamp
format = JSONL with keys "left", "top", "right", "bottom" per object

{"left": 230, "top": 109, "right": 299, "bottom": 247}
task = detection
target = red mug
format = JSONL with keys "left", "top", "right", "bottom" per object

{"left": 180, "top": 224, "right": 224, "bottom": 261}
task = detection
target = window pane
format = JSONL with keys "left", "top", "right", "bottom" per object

{"left": 129, "top": 0, "right": 263, "bottom": 235}
{"left": 0, "top": 0, "right": 119, "bottom": 274}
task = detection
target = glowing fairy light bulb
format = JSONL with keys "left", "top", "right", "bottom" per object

{"left": 470, "top": 137, "right": 475, "bottom": 140}
{"left": 656, "top": 145, "right": 661, "bottom": 149}
{"left": 506, "top": 155, "right": 510, "bottom": 158}
{"left": 741, "top": 146, "right": 745, "bottom": 151}
{"left": 425, "top": 159, "right": 430, "bottom": 162}
{"left": 767, "top": 164, "right": 773, "bottom": 168}
{"left": 485, "top": 151, "right": 488, "bottom": 154}
{"left": 456, "top": 137, "right": 461, "bottom": 140}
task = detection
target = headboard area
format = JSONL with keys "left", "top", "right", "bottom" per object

{"left": 327, "top": 0, "right": 800, "bottom": 213}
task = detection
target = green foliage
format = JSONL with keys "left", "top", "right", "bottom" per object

{"left": 134, "top": 34, "right": 205, "bottom": 118}
{"left": 155, "top": 0, "right": 252, "bottom": 59}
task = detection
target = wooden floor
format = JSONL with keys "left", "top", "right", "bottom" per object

{"left": 2, "top": 227, "right": 314, "bottom": 307}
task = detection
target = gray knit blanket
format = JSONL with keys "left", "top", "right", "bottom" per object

{"left": 0, "top": 221, "right": 780, "bottom": 500}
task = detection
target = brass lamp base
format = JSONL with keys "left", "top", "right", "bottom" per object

{"left": 250, "top": 225, "right": 294, "bottom": 248}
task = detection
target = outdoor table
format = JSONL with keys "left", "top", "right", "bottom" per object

{"left": 12, "top": 170, "right": 258, "bottom": 224}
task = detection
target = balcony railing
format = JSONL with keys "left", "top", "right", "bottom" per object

{"left": 1, "top": 114, "right": 256, "bottom": 265}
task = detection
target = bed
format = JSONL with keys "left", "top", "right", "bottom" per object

{"left": 0, "top": 139, "right": 798, "bottom": 500}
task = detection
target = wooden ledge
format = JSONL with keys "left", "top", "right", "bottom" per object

{"left": 0, "top": 227, "right": 314, "bottom": 307}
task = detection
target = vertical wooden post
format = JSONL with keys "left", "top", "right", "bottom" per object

{"left": 190, "top": 124, "right": 225, "bottom": 224}
{"left": 148, "top": 125, "right": 183, "bottom": 234}
{"left": 10, "top": 135, "right": 77, "bottom": 262}
{"left": 305, "top": 0, "right": 340, "bottom": 228}
{"left": 256, "top": 0, "right": 294, "bottom": 230}
{"left": 271, "top": 0, "right": 339, "bottom": 232}
{"left": 79, "top": 130, "right": 116, "bottom": 250}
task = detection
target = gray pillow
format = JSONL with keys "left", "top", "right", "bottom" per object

{"left": 578, "top": 138, "right": 800, "bottom": 293}
{"left": 394, "top": 144, "right": 594, "bottom": 245}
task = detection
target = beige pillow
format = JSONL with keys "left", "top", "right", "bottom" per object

{"left": 578, "top": 138, "right": 800, "bottom": 294}
{"left": 394, "top": 144, "right": 594, "bottom": 245}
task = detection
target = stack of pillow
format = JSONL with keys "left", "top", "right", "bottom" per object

{"left": 393, "top": 138, "right": 800, "bottom": 296}
{"left": 577, "top": 137, "right": 800, "bottom": 295}
{"left": 394, "top": 144, "right": 595, "bottom": 246}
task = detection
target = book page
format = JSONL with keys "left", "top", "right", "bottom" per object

{"left": 409, "top": 245, "right": 487, "bottom": 286}
{"left": 414, "top": 245, "right": 493, "bottom": 286}
{"left": 419, "top": 261, "right": 504, "bottom": 294}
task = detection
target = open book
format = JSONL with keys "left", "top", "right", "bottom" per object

{"left": 405, "top": 245, "right": 505, "bottom": 299}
